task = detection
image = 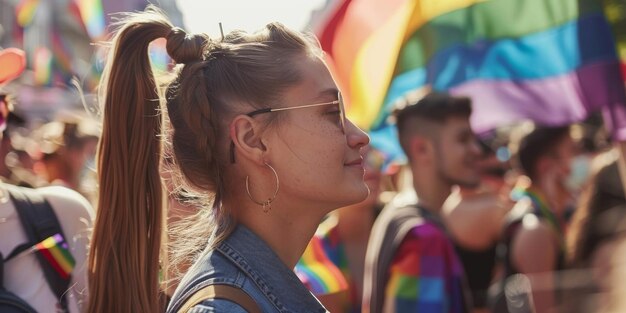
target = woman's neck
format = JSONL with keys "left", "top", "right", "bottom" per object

{"left": 235, "top": 201, "right": 327, "bottom": 269}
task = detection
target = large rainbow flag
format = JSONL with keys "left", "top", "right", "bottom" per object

{"left": 318, "top": 0, "right": 626, "bottom": 161}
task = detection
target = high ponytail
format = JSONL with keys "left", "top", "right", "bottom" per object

{"left": 88, "top": 7, "right": 173, "bottom": 313}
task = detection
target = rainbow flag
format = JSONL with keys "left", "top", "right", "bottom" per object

{"left": 34, "top": 234, "right": 75, "bottom": 280}
{"left": 149, "top": 38, "right": 172, "bottom": 72}
{"left": 15, "top": 0, "right": 40, "bottom": 27}
{"left": 50, "top": 29, "right": 75, "bottom": 85}
{"left": 319, "top": 0, "right": 626, "bottom": 162}
{"left": 75, "top": 0, "right": 106, "bottom": 40}
{"left": 295, "top": 237, "right": 348, "bottom": 295}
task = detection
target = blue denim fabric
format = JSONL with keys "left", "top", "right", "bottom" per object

{"left": 167, "top": 224, "right": 328, "bottom": 313}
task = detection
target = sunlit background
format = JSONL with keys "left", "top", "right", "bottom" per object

{"left": 177, "top": 0, "right": 327, "bottom": 36}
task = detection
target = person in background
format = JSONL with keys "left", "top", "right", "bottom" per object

{"left": 87, "top": 7, "right": 370, "bottom": 313}
{"left": 32, "top": 116, "right": 99, "bottom": 195}
{"left": 498, "top": 123, "right": 576, "bottom": 312}
{"left": 442, "top": 130, "right": 514, "bottom": 313}
{"left": 590, "top": 216, "right": 626, "bottom": 313}
{"left": 567, "top": 151, "right": 625, "bottom": 268}
{"left": 560, "top": 119, "right": 609, "bottom": 222}
{"left": 363, "top": 93, "right": 481, "bottom": 313}
{"left": 0, "top": 108, "right": 44, "bottom": 188}
{"left": 296, "top": 147, "right": 387, "bottom": 313}
{"left": 0, "top": 47, "right": 93, "bottom": 313}
{"left": 557, "top": 150, "right": 626, "bottom": 312}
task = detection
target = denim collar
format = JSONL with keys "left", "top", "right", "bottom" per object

{"left": 218, "top": 224, "right": 327, "bottom": 313}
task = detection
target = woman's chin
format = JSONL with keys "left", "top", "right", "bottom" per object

{"left": 343, "top": 183, "right": 370, "bottom": 206}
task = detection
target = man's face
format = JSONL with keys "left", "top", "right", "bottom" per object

{"left": 544, "top": 135, "right": 576, "bottom": 186}
{"left": 434, "top": 116, "right": 482, "bottom": 188}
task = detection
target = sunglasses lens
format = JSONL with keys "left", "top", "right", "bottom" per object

{"left": 338, "top": 92, "right": 346, "bottom": 133}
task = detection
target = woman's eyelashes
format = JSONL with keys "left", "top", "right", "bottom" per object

{"left": 324, "top": 108, "right": 342, "bottom": 127}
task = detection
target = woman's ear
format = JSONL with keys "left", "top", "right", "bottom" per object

{"left": 230, "top": 115, "right": 267, "bottom": 165}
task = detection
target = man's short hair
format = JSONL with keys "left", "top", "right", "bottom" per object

{"left": 512, "top": 124, "right": 571, "bottom": 180}
{"left": 394, "top": 92, "right": 472, "bottom": 156}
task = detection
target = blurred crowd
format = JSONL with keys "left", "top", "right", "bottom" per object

{"left": 0, "top": 103, "right": 99, "bottom": 202}
{"left": 4, "top": 80, "right": 626, "bottom": 312}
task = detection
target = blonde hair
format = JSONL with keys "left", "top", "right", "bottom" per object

{"left": 88, "top": 6, "right": 320, "bottom": 313}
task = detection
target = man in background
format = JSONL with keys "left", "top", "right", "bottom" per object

{"left": 363, "top": 93, "right": 481, "bottom": 313}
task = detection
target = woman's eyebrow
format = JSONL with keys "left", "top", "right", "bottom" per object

{"left": 312, "top": 88, "right": 339, "bottom": 101}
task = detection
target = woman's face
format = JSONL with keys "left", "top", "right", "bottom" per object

{"left": 264, "top": 56, "right": 370, "bottom": 212}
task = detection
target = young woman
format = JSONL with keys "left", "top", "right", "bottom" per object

{"left": 87, "top": 6, "right": 370, "bottom": 313}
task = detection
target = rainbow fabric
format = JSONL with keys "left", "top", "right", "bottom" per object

{"left": 385, "top": 223, "right": 467, "bottom": 312}
{"left": 15, "top": 0, "right": 40, "bottom": 27}
{"left": 76, "top": 0, "right": 106, "bottom": 40}
{"left": 296, "top": 217, "right": 361, "bottom": 312}
{"left": 34, "top": 47, "right": 52, "bottom": 86}
{"left": 34, "top": 234, "right": 75, "bottom": 280}
{"left": 295, "top": 234, "right": 349, "bottom": 295}
{"left": 318, "top": 0, "right": 626, "bottom": 162}
{"left": 12, "top": 0, "right": 104, "bottom": 87}
{"left": 149, "top": 38, "right": 172, "bottom": 72}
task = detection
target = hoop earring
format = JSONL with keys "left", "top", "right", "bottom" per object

{"left": 245, "top": 163, "right": 280, "bottom": 213}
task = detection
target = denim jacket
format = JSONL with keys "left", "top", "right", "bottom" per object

{"left": 167, "top": 224, "right": 328, "bottom": 313}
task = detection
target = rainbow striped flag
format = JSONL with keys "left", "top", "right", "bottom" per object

{"left": 318, "top": 0, "right": 626, "bottom": 161}
{"left": 34, "top": 234, "right": 75, "bottom": 280}
{"left": 295, "top": 237, "right": 349, "bottom": 295}
{"left": 75, "top": 0, "right": 106, "bottom": 40}
{"left": 149, "top": 38, "right": 172, "bottom": 72}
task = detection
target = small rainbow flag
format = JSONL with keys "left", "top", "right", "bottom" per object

{"left": 34, "top": 234, "right": 75, "bottom": 280}
{"left": 295, "top": 237, "right": 348, "bottom": 295}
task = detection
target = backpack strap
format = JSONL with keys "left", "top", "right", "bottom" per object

{"left": 176, "top": 284, "right": 261, "bottom": 313}
{"left": 363, "top": 204, "right": 425, "bottom": 313}
{"left": 6, "top": 185, "right": 71, "bottom": 312}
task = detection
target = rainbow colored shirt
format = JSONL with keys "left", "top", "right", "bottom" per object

{"left": 384, "top": 221, "right": 468, "bottom": 313}
{"left": 295, "top": 217, "right": 359, "bottom": 312}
